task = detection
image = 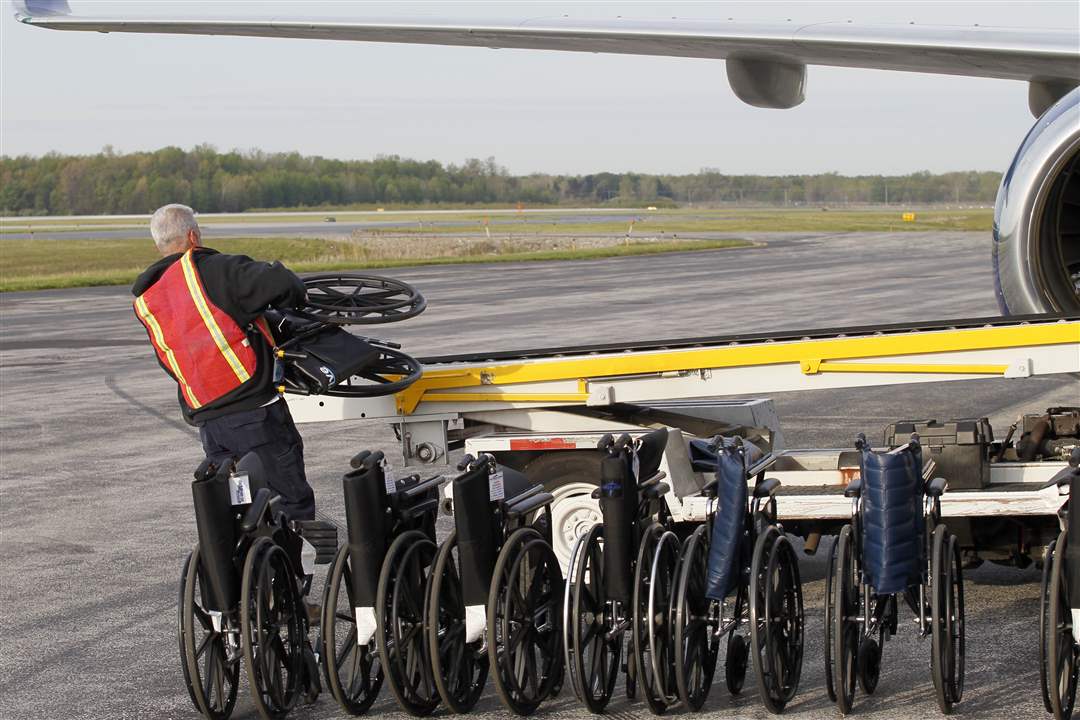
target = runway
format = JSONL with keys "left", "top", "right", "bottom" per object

{"left": 1, "top": 231, "right": 1076, "bottom": 719}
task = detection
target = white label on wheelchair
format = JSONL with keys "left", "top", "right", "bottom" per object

{"left": 381, "top": 457, "right": 396, "bottom": 494}
{"left": 229, "top": 473, "right": 252, "bottom": 505}
{"left": 465, "top": 604, "right": 486, "bottom": 644}
{"left": 355, "top": 606, "right": 378, "bottom": 646}
{"left": 489, "top": 469, "right": 505, "bottom": 501}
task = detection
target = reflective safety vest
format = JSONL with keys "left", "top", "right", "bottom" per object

{"left": 134, "top": 249, "right": 269, "bottom": 410}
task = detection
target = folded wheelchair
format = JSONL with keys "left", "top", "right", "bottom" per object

{"left": 1039, "top": 448, "right": 1080, "bottom": 720}
{"left": 650, "top": 435, "right": 805, "bottom": 715}
{"left": 177, "top": 453, "right": 336, "bottom": 720}
{"left": 824, "top": 433, "right": 965, "bottom": 715}
{"left": 425, "top": 453, "right": 564, "bottom": 715}
{"left": 562, "top": 428, "right": 671, "bottom": 714}
{"left": 320, "top": 450, "right": 444, "bottom": 716}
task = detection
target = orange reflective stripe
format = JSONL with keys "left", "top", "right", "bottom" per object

{"left": 179, "top": 250, "right": 251, "bottom": 384}
{"left": 134, "top": 295, "right": 202, "bottom": 408}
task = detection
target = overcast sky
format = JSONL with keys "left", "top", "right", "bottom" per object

{"left": 1, "top": 1, "right": 1076, "bottom": 175}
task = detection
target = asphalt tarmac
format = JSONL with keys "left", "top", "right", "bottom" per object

{"left": 1, "top": 231, "right": 1076, "bottom": 719}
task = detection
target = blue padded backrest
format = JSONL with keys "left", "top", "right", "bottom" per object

{"left": 860, "top": 443, "right": 924, "bottom": 595}
{"left": 699, "top": 437, "right": 763, "bottom": 601}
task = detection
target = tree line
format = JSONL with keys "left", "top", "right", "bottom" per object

{"left": 0, "top": 145, "right": 1003, "bottom": 215}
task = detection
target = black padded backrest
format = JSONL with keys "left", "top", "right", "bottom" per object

{"left": 636, "top": 428, "right": 669, "bottom": 480}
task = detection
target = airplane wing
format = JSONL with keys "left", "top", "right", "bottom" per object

{"left": 14, "top": 0, "right": 1080, "bottom": 115}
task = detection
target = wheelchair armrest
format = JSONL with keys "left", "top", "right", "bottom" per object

{"left": 843, "top": 478, "right": 862, "bottom": 498}
{"left": 637, "top": 471, "right": 667, "bottom": 488}
{"left": 506, "top": 491, "right": 554, "bottom": 519}
{"left": 505, "top": 483, "right": 543, "bottom": 506}
{"left": 241, "top": 488, "right": 273, "bottom": 534}
{"left": 401, "top": 498, "right": 440, "bottom": 523}
{"left": 641, "top": 482, "right": 670, "bottom": 499}
{"left": 403, "top": 473, "right": 445, "bottom": 499}
{"left": 925, "top": 476, "right": 948, "bottom": 498}
{"left": 752, "top": 477, "right": 781, "bottom": 499}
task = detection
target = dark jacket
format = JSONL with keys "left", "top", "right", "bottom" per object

{"left": 132, "top": 246, "right": 306, "bottom": 425}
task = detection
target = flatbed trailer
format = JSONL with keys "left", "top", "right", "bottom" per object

{"left": 289, "top": 314, "right": 1080, "bottom": 566}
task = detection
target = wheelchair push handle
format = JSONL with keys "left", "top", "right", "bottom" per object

{"left": 1041, "top": 447, "right": 1080, "bottom": 489}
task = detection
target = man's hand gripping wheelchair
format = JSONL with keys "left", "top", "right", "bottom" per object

{"left": 561, "top": 428, "right": 672, "bottom": 714}
{"left": 425, "top": 453, "right": 565, "bottom": 716}
{"left": 178, "top": 454, "right": 335, "bottom": 720}
{"left": 824, "top": 433, "right": 966, "bottom": 715}
{"left": 320, "top": 450, "right": 444, "bottom": 717}
{"left": 1039, "top": 447, "right": 1080, "bottom": 720}
{"left": 648, "top": 435, "right": 805, "bottom": 715}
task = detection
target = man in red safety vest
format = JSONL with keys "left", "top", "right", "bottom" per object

{"left": 132, "top": 204, "right": 316, "bottom": 519}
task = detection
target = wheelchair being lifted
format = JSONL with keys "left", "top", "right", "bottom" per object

{"left": 563, "top": 428, "right": 672, "bottom": 714}
{"left": 825, "top": 433, "right": 966, "bottom": 715}
{"left": 178, "top": 453, "right": 335, "bottom": 720}
{"left": 1039, "top": 448, "right": 1080, "bottom": 720}
{"left": 320, "top": 450, "right": 444, "bottom": 716}
{"left": 425, "top": 453, "right": 565, "bottom": 716}
{"left": 656, "top": 435, "right": 806, "bottom": 715}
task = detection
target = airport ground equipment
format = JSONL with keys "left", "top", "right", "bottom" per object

{"left": 1039, "top": 448, "right": 1080, "bottom": 720}
{"left": 425, "top": 453, "right": 564, "bottom": 715}
{"left": 563, "top": 428, "right": 671, "bottom": 713}
{"left": 657, "top": 435, "right": 806, "bottom": 715}
{"left": 320, "top": 450, "right": 443, "bottom": 716}
{"left": 824, "top": 434, "right": 965, "bottom": 715}
{"left": 178, "top": 454, "right": 334, "bottom": 720}
{"left": 271, "top": 273, "right": 425, "bottom": 399}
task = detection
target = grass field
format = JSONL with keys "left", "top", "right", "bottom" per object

{"left": 0, "top": 236, "right": 751, "bottom": 292}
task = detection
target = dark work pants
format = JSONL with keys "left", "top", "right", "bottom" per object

{"left": 198, "top": 400, "right": 316, "bottom": 520}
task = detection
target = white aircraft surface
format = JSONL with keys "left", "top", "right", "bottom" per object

{"left": 13, "top": 0, "right": 1080, "bottom": 316}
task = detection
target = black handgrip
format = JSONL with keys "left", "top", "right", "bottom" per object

{"left": 350, "top": 450, "right": 372, "bottom": 469}
{"left": 241, "top": 488, "right": 273, "bottom": 534}
{"left": 597, "top": 434, "right": 614, "bottom": 451}
{"left": 457, "top": 454, "right": 476, "bottom": 471}
{"left": 194, "top": 457, "right": 217, "bottom": 481}
{"left": 854, "top": 433, "right": 868, "bottom": 451}
{"left": 362, "top": 451, "right": 385, "bottom": 471}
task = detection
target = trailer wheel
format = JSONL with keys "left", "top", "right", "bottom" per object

{"left": 525, "top": 452, "right": 602, "bottom": 570}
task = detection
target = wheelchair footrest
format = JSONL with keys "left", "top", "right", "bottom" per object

{"left": 298, "top": 519, "right": 338, "bottom": 565}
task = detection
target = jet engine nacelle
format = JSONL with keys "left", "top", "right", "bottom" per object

{"left": 994, "top": 86, "right": 1080, "bottom": 315}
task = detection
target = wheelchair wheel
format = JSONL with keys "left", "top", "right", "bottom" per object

{"left": 931, "top": 526, "right": 966, "bottom": 714}
{"left": 378, "top": 529, "right": 439, "bottom": 717}
{"left": 570, "top": 523, "right": 622, "bottom": 713}
{"left": 632, "top": 524, "right": 679, "bottom": 715}
{"left": 674, "top": 524, "right": 721, "bottom": 710}
{"left": 426, "top": 532, "right": 488, "bottom": 713}
{"left": 750, "top": 528, "right": 804, "bottom": 714}
{"left": 321, "top": 544, "right": 384, "bottom": 715}
{"left": 823, "top": 534, "right": 838, "bottom": 703}
{"left": 179, "top": 547, "right": 240, "bottom": 720}
{"left": 299, "top": 273, "right": 426, "bottom": 324}
{"left": 1042, "top": 538, "right": 1060, "bottom": 714}
{"left": 1049, "top": 529, "right": 1079, "bottom": 720}
{"left": 241, "top": 538, "right": 306, "bottom": 720}
{"left": 856, "top": 634, "right": 882, "bottom": 695}
{"left": 323, "top": 346, "right": 424, "bottom": 398}
{"left": 831, "top": 524, "right": 859, "bottom": 715}
{"left": 488, "top": 527, "right": 564, "bottom": 716}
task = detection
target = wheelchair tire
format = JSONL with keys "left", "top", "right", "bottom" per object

{"left": 823, "top": 534, "right": 838, "bottom": 703}
{"left": 322, "top": 346, "right": 424, "bottom": 398}
{"left": 632, "top": 524, "right": 680, "bottom": 715}
{"left": 750, "top": 528, "right": 804, "bottom": 714}
{"left": 298, "top": 273, "right": 427, "bottom": 325}
{"left": 322, "top": 544, "right": 385, "bottom": 715}
{"left": 931, "top": 526, "right": 965, "bottom": 714}
{"left": 179, "top": 547, "right": 240, "bottom": 720}
{"left": 487, "top": 527, "right": 564, "bottom": 716}
{"left": 570, "top": 522, "right": 622, "bottom": 713}
{"left": 426, "top": 531, "right": 488, "bottom": 713}
{"left": 1042, "top": 538, "right": 1059, "bottom": 714}
{"left": 674, "top": 524, "right": 721, "bottom": 710}
{"left": 1048, "top": 529, "right": 1079, "bottom": 720}
{"left": 831, "top": 524, "right": 859, "bottom": 715}
{"left": 378, "top": 529, "right": 439, "bottom": 717}
{"left": 240, "top": 537, "right": 306, "bottom": 720}
{"left": 856, "top": 636, "right": 881, "bottom": 695}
